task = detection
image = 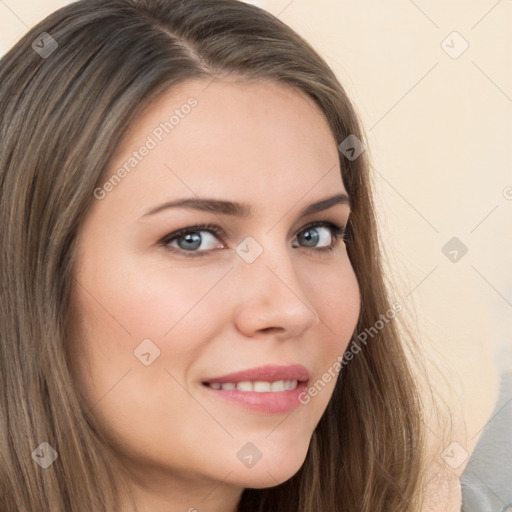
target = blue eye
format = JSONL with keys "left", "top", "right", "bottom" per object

{"left": 292, "top": 221, "right": 347, "bottom": 253}
{"left": 160, "top": 221, "right": 348, "bottom": 258}
{"left": 161, "top": 224, "right": 224, "bottom": 256}
{"left": 163, "top": 225, "right": 224, "bottom": 252}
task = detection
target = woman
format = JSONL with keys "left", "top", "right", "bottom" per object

{"left": 0, "top": 1, "right": 430, "bottom": 510}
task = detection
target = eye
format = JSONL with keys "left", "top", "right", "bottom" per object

{"left": 161, "top": 223, "right": 225, "bottom": 254}
{"left": 160, "top": 221, "right": 348, "bottom": 257}
{"left": 292, "top": 221, "right": 347, "bottom": 254}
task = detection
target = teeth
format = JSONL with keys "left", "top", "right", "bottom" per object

{"left": 284, "top": 380, "right": 296, "bottom": 390}
{"left": 271, "top": 381, "right": 285, "bottom": 392}
{"left": 207, "top": 380, "right": 298, "bottom": 392}
{"left": 253, "top": 381, "right": 271, "bottom": 392}
{"left": 237, "top": 381, "right": 253, "bottom": 392}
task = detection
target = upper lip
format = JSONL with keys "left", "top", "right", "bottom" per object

{"left": 203, "top": 364, "right": 310, "bottom": 384}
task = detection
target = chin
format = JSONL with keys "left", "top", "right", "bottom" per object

{"left": 227, "top": 443, "right": 310, "bottom": 489}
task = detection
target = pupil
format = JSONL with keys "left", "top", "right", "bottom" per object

{"left": 179, "top": 232, "right": 201, "bottom": 250}
{"left": 301, "top": 228, "right": 318, "bottom": 247}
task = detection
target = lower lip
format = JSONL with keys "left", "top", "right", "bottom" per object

{"left": 202, "top": 381, "right": 308, "bottom": 414}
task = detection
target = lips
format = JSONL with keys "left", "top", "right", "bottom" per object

{"left": 201, "top": 364, "right": 311, "bottom": 414}
{"left": 202, "top": 364, "right": 310, "bottom": 385}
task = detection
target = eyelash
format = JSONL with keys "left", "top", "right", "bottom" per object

{"left": 159, "top": 220, "right": 349, "bottom": 258}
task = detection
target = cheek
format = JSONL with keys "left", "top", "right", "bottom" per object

{"left": 69, "top": 254, "right": 234, "bottom": 414}
{"left": 68, "top": 262, "right": 225, "bottom": 464}
{"left": 75, "top": 252, "right": 231, "bottom": 342}
{"left": 290, "top": 259, "right": 360, "bottom": 409}
{"left": 304, "top": 259, "right": 361, "bottom": 346}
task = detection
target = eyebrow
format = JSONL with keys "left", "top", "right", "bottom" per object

{"left": 140, "top": 192, "right": 350, "bottom": 220}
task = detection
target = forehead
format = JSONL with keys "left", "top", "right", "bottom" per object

{"left": 102, "top": 78, "right": 345, "bottom": 211}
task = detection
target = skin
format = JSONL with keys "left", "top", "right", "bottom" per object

{"left": 69, "top": 78, "right": 361, "bottom": 512}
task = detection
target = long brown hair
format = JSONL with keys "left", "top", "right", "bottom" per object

{"left": 0, "top": 1, "right": 426, "bottom": 510}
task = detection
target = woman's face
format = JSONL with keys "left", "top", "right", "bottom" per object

{"left": 69, "top": 78, "right": 360, "bottom": 507}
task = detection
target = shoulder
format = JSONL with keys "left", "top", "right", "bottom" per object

{"left": 459, "top": 370, "right": 512, "bottom": 512}
{"left": 417, "top": 363, "right": 504, "bottom": 511}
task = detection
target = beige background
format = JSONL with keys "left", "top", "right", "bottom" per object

{"left": 1, "top": 0, "right": 511, "bottom": 501}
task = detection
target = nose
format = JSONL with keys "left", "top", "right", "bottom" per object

{"left": 231, "top": 242, "right": 320, "bottom": 339}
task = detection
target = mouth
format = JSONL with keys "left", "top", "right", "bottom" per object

{"left": 203, "top": 379, "right": 302, "bottom": 392}
{"left": 200, "top": 364, "right": 310, "bottom": 414}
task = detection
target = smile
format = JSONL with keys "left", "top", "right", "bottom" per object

{"left": 200, "top": 364, "right": 310, "bottom": 414}
{"left": 204, "top": 380, "right": 299, "bottom": 392}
